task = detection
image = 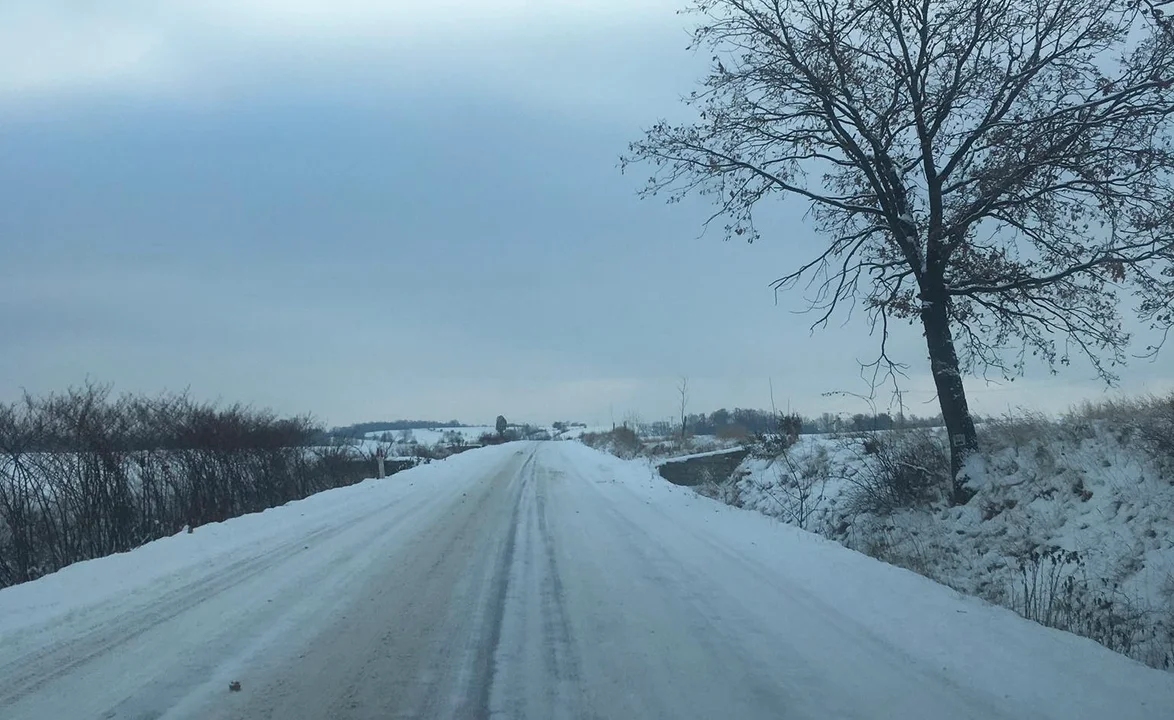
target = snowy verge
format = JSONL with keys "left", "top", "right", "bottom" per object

{"left": 705, "top": 419, "right": 1174, "bottom": 670}
{"left": 559, "top": 441, "right": 1174, "bottom": 719}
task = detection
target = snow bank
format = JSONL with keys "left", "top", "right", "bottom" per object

{"left": 716, "top": 422, "right": 1174, "bottom": 670}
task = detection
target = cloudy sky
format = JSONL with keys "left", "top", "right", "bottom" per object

{"left": 2, "top": 0, "right": 1170, "bottom": 427}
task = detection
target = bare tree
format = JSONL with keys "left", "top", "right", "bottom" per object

{"left": 622, "top": 409, "right": 644, "bottom": 429}
{"left": 1142, "top": 0, "right": 1174, "bottom": 36}
{"left": 678, "top": 376, "right": 690, "bottom": 443}
{"left": 625, "top": 0, "right": 1174, "bottom": 502}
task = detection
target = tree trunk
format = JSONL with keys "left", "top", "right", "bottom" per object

{"left": 919, "top": 293, "right": 980, "bottom": 505}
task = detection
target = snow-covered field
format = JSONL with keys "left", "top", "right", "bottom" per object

{"left": 2, "top": 442, "right": 1172, "bottom": 719}
{"left": 548, "top": 424, "right": 611, "bottom": 440}
{"left": 364, "top": 426, "right": 499, "bottom": 446}
{"left": 359, "top": 424, "right": 610, "bottom": 448}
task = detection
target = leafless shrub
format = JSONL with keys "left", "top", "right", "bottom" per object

{"left": 977, "top": 411, "right": 1063, "bottom": 450}
{"left": 1132, "top": 394, "right": 1174, "bottom": 473}
{"left": 843, "top": 430, "right": 950, "bottom": 515}
{"left": 580, "top": 426, "right": 643, "bottom": 459}
{"left": 752, "top": 444, "right": 832, "bottom": 530}
{"left": 0, "top": 384, "right": 365, "bottom": 589}
{"left": 1064, "top": 393, "right": 1174, "bottom": 472}
{"left": 748, "top": 412, "right": 802, "bottom": 459}
{"left": 845, "top": 519, "right": 938, "bottom": 580}
{"left": 695, "top": 471, "right": 745, "bottom": 508}
{"left": 999, "top": 545, "right": 1161, "bottom": 665}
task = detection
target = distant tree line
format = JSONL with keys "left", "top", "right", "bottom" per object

{"left": 660, "top": 408, "right": 950, "bottom": 438}
{"left": 0, "top": 384, "right": 365, "bottom": 589}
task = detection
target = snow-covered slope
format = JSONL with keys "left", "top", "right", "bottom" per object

{"left": 726, "top": 422, "right": 1174, "bottom": 670}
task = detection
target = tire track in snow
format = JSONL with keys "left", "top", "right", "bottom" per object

{"left": 203, "top": 446, "right": 536, "bottom": 720}
{"left": 484, "top": 458, "right": 587, "bottom": 720}
{"left": 460, "top": 452, "right": 530, "bottom": 720}
{"left": 532, "top": 465, "right": 584, "bottom": 712}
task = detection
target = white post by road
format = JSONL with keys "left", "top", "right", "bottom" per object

{"left": 376, "top": 447, "right": 386, "bottom": 479}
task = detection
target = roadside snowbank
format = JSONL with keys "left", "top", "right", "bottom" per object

{"left": 708, "top": 421, "right": 1174, "bottom": 670}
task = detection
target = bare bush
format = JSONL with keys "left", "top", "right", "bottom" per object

{"left": 478, "top": 432, "right": 506, "bottom": 446}
{"left": 1009, "top": 546, "right": 1087, "bottom": 629}
{"left": 977, "top": 412, "right": 1064, "bottom": 450}
{"left": 998, "top": 545, "right": 1162, "bottom": 666}
{"left": 843, "top": 430, "right": 950, "bottom": 515}
{"left": 845, "top": 518, "right": 938, "bottom": 579}
{"left": 0, "top": 385, "right": 368, "bottom": 589}
{"left": 1133, "top": 395, "right": 1174, "bottom": 473}
{"left": 580, "top": 426, "right": 643, "bottom": 459}
{"left": 748, "top": 412, "right": 802, "bottom": 459}
{"left": 478, "top": 429, "right": 519, "bottom": 446}
{"left": 695, "top": 470, "right": 745, "bottom": 508}
{"left": 1063, "top": 393, "right": 1174, "bottom": 472}
{"left": 752, "top": 444, "right": 832, "bottom": 530}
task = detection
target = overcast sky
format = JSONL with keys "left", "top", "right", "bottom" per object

{"left": 2, "top": 0, "right": 1170, "bottom": 427}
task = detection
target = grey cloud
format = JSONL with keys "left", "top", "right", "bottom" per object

{"left": 1, "top": 1, "right": 1168, "bottom": 425}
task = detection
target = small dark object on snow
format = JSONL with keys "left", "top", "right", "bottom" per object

{"left": 186, "top": 526, "right": 194, "bottom": 534}
{"left": 229, "top": 681, "right": 242, "bottom": 692}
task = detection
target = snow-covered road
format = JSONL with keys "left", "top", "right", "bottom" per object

{"left": 2, "top": 442, "right": 1172, "bottom": 719}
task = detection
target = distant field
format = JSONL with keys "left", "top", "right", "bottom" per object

{"left": 359, "top": 425, "right": 614, "bottom": 447}
{"left": 362, "top": 427, "right": 498, "bottom": 446}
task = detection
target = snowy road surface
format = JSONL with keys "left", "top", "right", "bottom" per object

{"left": 2, "top": 443, "right": 1172, "bottom": 719}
